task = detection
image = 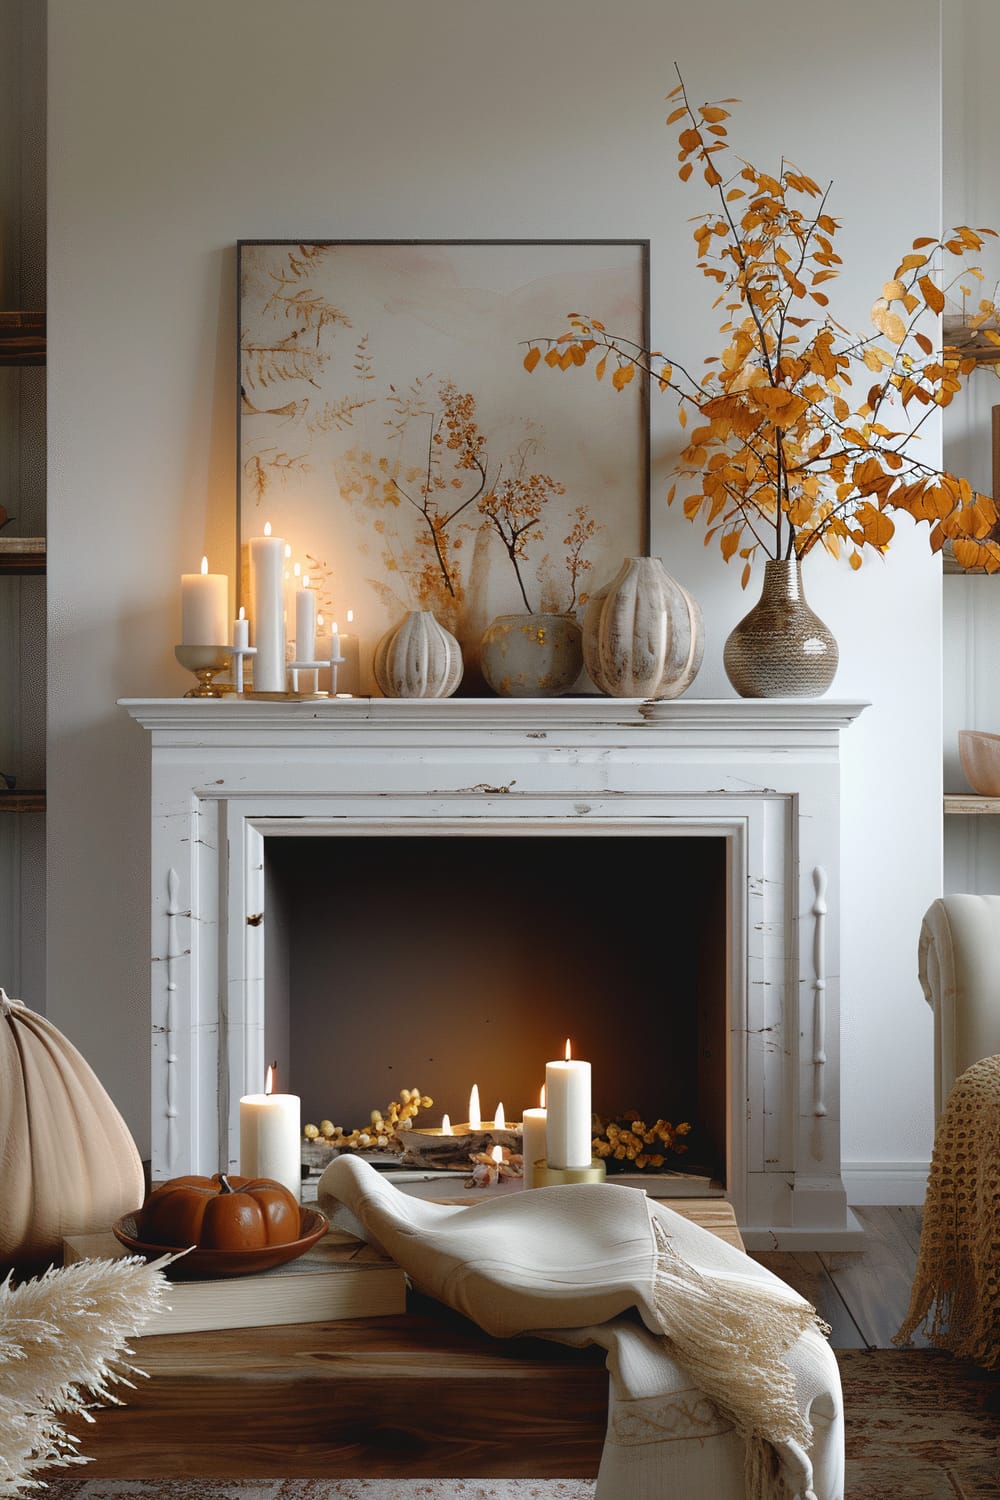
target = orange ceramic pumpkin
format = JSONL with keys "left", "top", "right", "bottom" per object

{"left": 139, "top": 1173, "right": 301, "bottom": 1251}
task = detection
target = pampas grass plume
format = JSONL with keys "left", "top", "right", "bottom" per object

{"left": 0, "top": 1254, "right": 169, "bottom": 1495}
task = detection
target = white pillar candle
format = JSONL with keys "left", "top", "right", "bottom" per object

{"left": 338, "top": 609, "right": 361, "bottom": 696}
{"left": 181, "top": 556, "right": 229, "bottom": 646}
{"left": 468, "top": 1084, "right": 481, "bottom": 1131}
{"left": 239, "top": 1065, "right": 301, "bottom": 1201}
{"left": 233, "top": 607, "right": 249, "bottom": 651}
{"left": 295, "top": 575, "right": 317, "bottom": 661}
{"left": 545, "top": 1040, "right": 592, "bottom": 1170}
{"left": 249, "top": 523, "right": 286, "bottom": 692}
{"left": 521, "top": 1094, "right": 548, "bottom": 1190}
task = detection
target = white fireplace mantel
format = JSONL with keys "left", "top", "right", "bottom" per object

{"left": 122, "top": 695, "right": 868, "bottom": 1250}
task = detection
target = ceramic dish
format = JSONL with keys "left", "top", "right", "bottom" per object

{"left": 112, "top": 1206, "right": 328, "bottom": 1279}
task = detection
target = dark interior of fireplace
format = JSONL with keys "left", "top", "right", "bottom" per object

{"left": 263, "top": 832, "right": 728, "bottom": 1184}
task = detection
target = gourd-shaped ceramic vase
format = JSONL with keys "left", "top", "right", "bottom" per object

{"left": 583, "top": 556, "right": 705, "bottom": 699}
{"left": 479, "top": 612, "right": 584, "bottom": 697}
{"left": 723, "top": 558, "right": 838, "bottom": 698}
{"left": 373, "top": 610, "right": 463, "bottom": 699}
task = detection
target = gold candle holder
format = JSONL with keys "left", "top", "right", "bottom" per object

{"left": 531, "top": 1158, "right": 607, "bottom": 1188}
{"left": 175, "top": 644, "right": 233, "bottom": 698}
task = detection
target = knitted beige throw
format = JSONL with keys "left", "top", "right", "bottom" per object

{"left": 319, "top": 1156, "right": 843, "bottom": 1500}
{"left": 895, "top": 1053, "right": 1000, "bottom": 1369}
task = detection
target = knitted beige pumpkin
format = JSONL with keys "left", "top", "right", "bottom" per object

{"left": 0, "top": 989, "right": 146, "bottom": 1275}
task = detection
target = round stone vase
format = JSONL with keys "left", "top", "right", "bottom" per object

{"left": 583, "top": 555, "right": 704, "bottom": 700}
{"left": 723, "top": 558, "right": 838, "bottom": 698}
{"left": 373, "top": 610, "right": 463, "bottom": 699}
{"left": 480, "top": 613, "right": 583, "bottom": 697}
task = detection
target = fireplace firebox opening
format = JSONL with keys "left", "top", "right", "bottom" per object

{"left": 263, "top": 833, "right": 728, "bottom": 1186}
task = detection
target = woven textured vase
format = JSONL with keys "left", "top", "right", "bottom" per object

{"left": 723, "top": 558, "right": 838, "bottom": 698}
{"left": 583, "top": 555, "right": 704, "bottom": 699}
{"left": 373, "top": 611, "right": 463, "bottom": 699}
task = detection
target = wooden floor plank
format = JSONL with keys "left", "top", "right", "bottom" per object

{"left": 751, "top": 1249, "right": 868, "bottom": 1348}
{"left": 748, "top": 1207, "right": 929, "bottom": 1350}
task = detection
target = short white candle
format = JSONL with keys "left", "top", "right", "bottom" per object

{"left": 233, "top": 606, "right": 249, "bottom": 651}
{"left": 521, "top": 1085, "right": 547, "bottom": 1190}
{"left": 239, "top": 1064, "right": 301, "bottom": 1201}
{"left": 181, "top": 555, "right": 229, "bottom": 646}
{"left": 249, "top": 523, "right": 286, "bottom": 692}
{"left": 468, "top": 1084, "right": 482, "bottom": 1131}
{"left": 545, "top": 1039, "right": 592, "bottom": 1170}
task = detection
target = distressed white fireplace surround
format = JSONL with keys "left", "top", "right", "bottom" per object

{"left": 122, "top": 695, "right": 868, "bottom": 1250}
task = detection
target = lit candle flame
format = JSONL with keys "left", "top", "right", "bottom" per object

{"left": 468, "top": 1084, "right": 481, "bottom": 1131}
{"left": 265, "top": 1064, "right": 274, "bottom": 1095}
{"left": 238, "top": 605, "right": 245, "bottom": 621}
{"left": 302, "top": 574, "right": 310, "bottom": 589}
{"left": 284, "top": 542, "right": 291, "bottom": 557}
{"left": 540, "top": 1085, "right": 546, "bottom": 1109}
{"left": 565, "top": 1038, "right": 573, "bottom": 1061}
{"left": 493, "top": 1103, "right": 506, "bottom": 1129}
{"left": 441, "top": 1113, "right": 452, "bottom": 1135}
{"left": 491, "top": 1145, "right": 503, "bottom": 1165}
{"left": 200, "top": 555, "right": 209, "bottom": 575}
{"left": 293, "top": 562, "right": 301, "bottom": 579}
{"left": 264, "top": 521, "right": 272, "bottom": 537}
{"left": 347, "top": 609, "right": 354, "bottom": 624}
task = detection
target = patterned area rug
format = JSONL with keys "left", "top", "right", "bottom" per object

{"left": 32, "top": 1351, "right": 1000, "bottom": 1500}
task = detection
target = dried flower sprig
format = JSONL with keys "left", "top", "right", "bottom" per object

{"left": 592, "top": 1112, "right": 692, "bottom": 1171}
{"left": 303, "top": 1085, "right": 434, "bottom": 1152}
{"left": 524, "top": 69, "right": 1000, "bottom": 580}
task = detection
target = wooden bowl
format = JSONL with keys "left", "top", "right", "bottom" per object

{"left": 959, "top": 729, "right": 1000, "bottom": 796}
{"left": 112, "top": 1206, "right": 328, "bottom": 1279}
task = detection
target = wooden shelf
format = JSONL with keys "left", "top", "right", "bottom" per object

{"left": 944, "top": 793, "right": 1000, "bottom": 815}
{"left": 0, "top": 790, "right": 45, "bottom": 813}
{"left": 0, "top": 537, "right": 45, "bottom": 574}
{"left": 0, "top": 311, "right": 45, "bottom": 366}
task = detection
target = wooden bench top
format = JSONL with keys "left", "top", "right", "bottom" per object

{"left": 56, "top": 1197, "right": 742, "bottom": 1479}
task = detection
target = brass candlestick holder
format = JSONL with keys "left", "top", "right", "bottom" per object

{"left": 531, "top": 1159, "right": 607, "bottom": 1188}
{"left": 175, "top": 644, "right": 233, "bottom": 698}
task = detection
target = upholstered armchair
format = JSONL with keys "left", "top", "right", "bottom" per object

{"left": 918, "top": 892, "right": 1000, "bottom": 1120}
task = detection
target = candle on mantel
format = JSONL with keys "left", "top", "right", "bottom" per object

{"left": 545, "top": 1039, "right": 592, "bottom": 1170}
{"left": 521, "top": 1085, "right": 547, "bottom": 1190}
{"left": 468, "top": 1084, "right": 482, "bottom": 1131}
{"left": 181, "top": 555, "right": 228, "bottom": 646}
{"left": 232, "top": 606, "right": 253, "bottom": 695}
{"left": 337, "top": 608, "right": 361, "bottom": 696}
{"left": 249, "top": 522, "right": 286, "bottom": 692}
{"left": 239, "top": 1062, "right": 301, "bottom": 1201}
{"left": 293, "top": 574, "right": 319, "bottom": 692}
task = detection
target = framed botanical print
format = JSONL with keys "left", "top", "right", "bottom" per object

{"left": 237, "top": 239, "right": 649, "bottom": 690}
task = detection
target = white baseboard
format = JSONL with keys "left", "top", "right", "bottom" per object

{"left": 841, "top": 1160, "right": 929, "bottom": 1205}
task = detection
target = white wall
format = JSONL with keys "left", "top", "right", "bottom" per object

{"left": 47, "top": 0, "right": 945, "bottom": 1187}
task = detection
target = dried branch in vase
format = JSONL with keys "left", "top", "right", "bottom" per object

{"left": 524, "top": 67, "right": 1000, "bottom": 578}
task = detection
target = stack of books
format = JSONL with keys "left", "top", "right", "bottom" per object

{"left": 62, "top": 1226, "right": 407, "bottom": 1335}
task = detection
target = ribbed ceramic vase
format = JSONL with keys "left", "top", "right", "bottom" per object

{"left": 479, "top": 613, "right": 583, "bottom": 697}
{"left": 723, "top": 558, "right": 838, "bottom": 698}
{"left": 583, "top": 556, "right": 705, "bottom": 699}
{"left": 373, "top": 611, "right": 463, "bottom": 699}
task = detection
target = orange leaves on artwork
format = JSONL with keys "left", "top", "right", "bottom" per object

{"left": 522, "top": 69, "right": 1000, "bottom": 579}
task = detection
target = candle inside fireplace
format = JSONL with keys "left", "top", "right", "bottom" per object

{"left": 545, "top": 1040, "right": 592, "bottom": 1170}
{"left": 521, "top": 1086, "right": 547, "bottom": 1190}
{"left": 239, "top": 1063, "right": 301, "bottom": 1201}
{"left": 468, "top": 1084, "right": 481, "bottom": 1131}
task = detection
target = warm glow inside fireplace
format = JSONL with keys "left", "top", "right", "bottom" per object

{"left": 263, "top": 833, "right": 729, "bottom": 1184}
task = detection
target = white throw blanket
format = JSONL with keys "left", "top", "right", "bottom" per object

{"left": 318, "top": 1157, "right": 845, "bottom": 1500}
